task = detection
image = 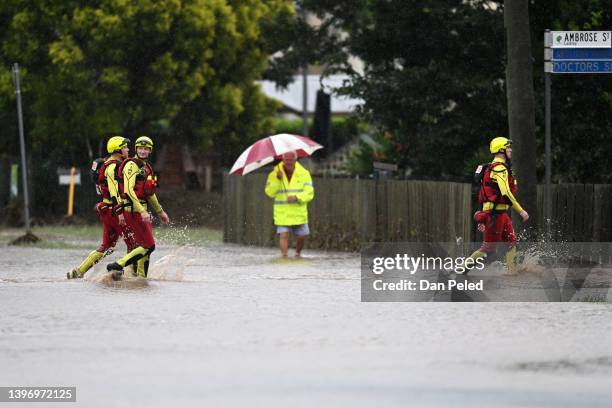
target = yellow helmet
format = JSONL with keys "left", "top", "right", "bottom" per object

{"left": 107, "top": 136, "right": 130, "bottom": 154}
{"left": 489, "top": 137, "right": 512, "bottom": 154}
{"left": 135, "top": 136, "right": 154, "bottom": 151}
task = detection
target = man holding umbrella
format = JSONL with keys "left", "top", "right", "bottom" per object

{"left": 265, "top": 151, "right": 314, "bottom": 257}
{"left": 230, "top": 133, "right": 321, "bottom": 257}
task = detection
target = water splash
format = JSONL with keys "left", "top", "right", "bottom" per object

{"left": 147, "top": 246, "right": 194, "bottom": 281}
{"left": 86, "top": 269, "right": 149, "bottom": 289}
{"left": 515, "top": 247, "right": 546, "bottom": 275}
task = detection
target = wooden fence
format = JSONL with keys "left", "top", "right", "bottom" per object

{"left": 223, "top": 173, "right": 473, "bottom": 250}
{"left": 224, "top": 173, "right": 612, "bottom": 250}
{"left": 537, "top": 184, "right": 612, "bottom": 242}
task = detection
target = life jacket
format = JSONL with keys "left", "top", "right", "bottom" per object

{"left": 116, "top": 157, "right": 158, "bottom": 202}
{"left": 476, "top": 161, "right": 517, "bottom": 205}
{"left": 91, "top": 157, "right": 120, "bottom": 201}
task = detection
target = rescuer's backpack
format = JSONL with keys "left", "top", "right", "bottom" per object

{"left": 473, "top": 162, "right": 491, "bottom": 202}
{"left": 91, "top": 157, "right": 122, "bottom": 197}
{"left": 473, "top": 163, "right": 490, "bottom": 186}
{"left": 90, "top": 157, "right": 107, "bottom": 195}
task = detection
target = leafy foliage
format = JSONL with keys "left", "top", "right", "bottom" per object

{"left": 530, "top": 1, "right": 612, "bottom": 182}
{"left": 272, "top": 0, "right": 612, "bottom": 182}
{"left": 0, "top": 0, "right": 293, "bottom": 166}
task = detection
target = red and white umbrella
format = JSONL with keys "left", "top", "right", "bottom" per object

{"left": 229, "top": 133, "right": 323, "bottom": 175}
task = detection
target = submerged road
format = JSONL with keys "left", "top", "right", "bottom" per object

{"left": 1, "top": 240, "right": 612, "bottom": 407}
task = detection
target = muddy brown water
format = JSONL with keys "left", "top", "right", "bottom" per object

{"left": 1, "top": 241, "right": 612, "bottom": 407}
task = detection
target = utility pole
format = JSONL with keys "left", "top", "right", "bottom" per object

{"left": 544, "top": 30, "right": 552, "bottom": 239}
{"left": 11, "top": 63, "right": 39, "bottom": 244}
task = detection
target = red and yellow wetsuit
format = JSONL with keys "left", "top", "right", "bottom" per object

{"left": 113, "top": 157, "right": 163, "bottom": 277}
{"left": 470, "top": 156, "right": 525, "bottom": 271}
{"left": 71, "top": 156, "right": 136, "bottom": 277}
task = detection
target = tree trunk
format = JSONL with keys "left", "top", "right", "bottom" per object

{"left": 504, "top": 0, "right": 538, "bottom": 238}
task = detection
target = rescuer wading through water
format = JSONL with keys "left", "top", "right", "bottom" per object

{"left": 464, "top": 137, "right": 529, "bottom": 274}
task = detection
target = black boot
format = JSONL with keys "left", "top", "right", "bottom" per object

{"left": 67, "top": 268, "right": 82, "bottom": 279}
{"left": 106, "top": 262, "right": 124, "bottom": 281}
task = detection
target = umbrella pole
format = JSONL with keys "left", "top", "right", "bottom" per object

{"left": 276, "top": 163, "right": 287, "bottom": 192}
{"left": 274, "top": 163, "right": 289, "bottom": 199}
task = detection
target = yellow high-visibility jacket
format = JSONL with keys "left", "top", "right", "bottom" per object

{"left": 265, "top": 161, "right": 314, "bottom": 226}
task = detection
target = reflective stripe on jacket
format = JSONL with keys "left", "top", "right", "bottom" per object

{"left": 265, "top": 161, "right": 314, "bottom": 226}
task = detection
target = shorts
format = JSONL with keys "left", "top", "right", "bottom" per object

{"left": 276, "top": 224, "right": 310, "bottom": 236}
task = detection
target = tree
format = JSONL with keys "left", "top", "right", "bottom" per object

{"left": 504, "top": 0, "right": 538, "bottom": 234}
{"left": 272, "top": 0, "right": 612, "bottom": 184}
{"left": 529, "top": 1, "right": 612, "bottom": 182}
{"left": 0, "top": 0, "right": 293, "bottom": 165}
{"left": 271, "top": 0, "right": 508, "bottom": 178}
{"left": 171, "top": 0, "right": 292, "bottom": 165}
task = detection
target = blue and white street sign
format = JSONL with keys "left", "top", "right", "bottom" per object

{"left": 545, "top": 31, "right": 612, "bottom": 74}
{"left": 551, "top": 60, "right": 612, "bottom": 73}
{"left": 552, "top": 48, "right": 612, "bottom": 60}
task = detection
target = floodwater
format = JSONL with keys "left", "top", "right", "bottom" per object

{"left": 1, "top": 238, "right": 612, "bottom": 407}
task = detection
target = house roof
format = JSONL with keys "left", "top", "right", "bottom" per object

{"left": 258, "top": 74, "right": 362, "bottom": 114}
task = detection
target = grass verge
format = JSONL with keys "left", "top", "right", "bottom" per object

{"left": 0, "top": 224, "right": 222, "bottom": 248}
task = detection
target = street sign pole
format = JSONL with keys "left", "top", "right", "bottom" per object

{"left": 544, "top": 30, "right": 552, "bottom": 239}
{"left": 544, "top": 73, "right": 552, "bottom": 239}
{"left": 543, "top": 30, "right": 611, "bottom": 240}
